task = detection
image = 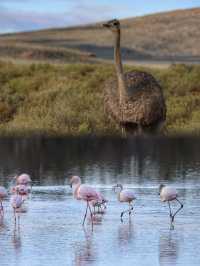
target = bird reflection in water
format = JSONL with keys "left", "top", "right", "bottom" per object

{"left": 118, "top": 219, "right": 134, "bottom": 247}
{"left": 0, "top": 214, "right": 4, "bottom": 226}
{"left": 12, "top": 226, "right": 22, "bottom": 251}
{"left": 73, "top": 228, "right": 97, "bottom": 266}
{"left": 159, "top": 230, "right": 179, "bottom": 266}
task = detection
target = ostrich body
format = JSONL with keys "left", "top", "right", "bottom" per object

{"left": 103, "top": 19, "right": 166, "bottom": 134}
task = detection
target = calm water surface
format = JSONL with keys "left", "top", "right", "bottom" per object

{"left": 0, "top": 137, "right": 200, "bottom": 266}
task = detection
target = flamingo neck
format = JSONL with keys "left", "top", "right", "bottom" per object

{"left": 114, "top": 29, "right": 127, "bottom": 104}
{"left": 72, "top": 183, "right": 81, "bottom": 198}
{"left": 117, "top": 192, "right": 121, "bottom": 201}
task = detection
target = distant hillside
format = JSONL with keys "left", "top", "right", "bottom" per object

{"left": 0, "top": 8, "right": 200, "bottom": 63}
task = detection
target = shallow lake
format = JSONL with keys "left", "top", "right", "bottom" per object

{"left": 0, "top": 137, "right": 200, "bottom": 266}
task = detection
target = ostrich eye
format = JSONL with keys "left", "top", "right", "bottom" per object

{"left": 113, "top": 22, "right": 118, "bottom": 26}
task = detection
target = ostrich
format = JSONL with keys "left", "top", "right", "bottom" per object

{"left": 103, "top": 19, "right": 166, "bottom": 134}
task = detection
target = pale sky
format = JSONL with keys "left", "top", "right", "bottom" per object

{"left": 0, "top": 0, "right": 199, "bottom": 33}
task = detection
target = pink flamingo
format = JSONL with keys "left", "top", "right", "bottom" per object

{"left": 15, "top": 173, "right": 32, "bottom": 186}
{"left": 70, "top": 176, "right": 99, "bottom": 228}
{"left": 10, "top": 194, "right": 24, "bottom": 225}
{"left": 113, "top": 184, "right": 136, "bottom": 222}
{"left": 0, "top": 186, "right": 7, "bottom": 218}
{"left": 159, "top": 184, "right": 183, "bottom": 226}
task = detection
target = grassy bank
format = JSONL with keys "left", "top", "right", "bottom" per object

{"left": 0, "top": 60, "right": 200, "bottom": 136}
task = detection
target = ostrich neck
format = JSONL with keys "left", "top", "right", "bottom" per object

{"left": 114, "top": 29, "right": 127, "bottom": 103}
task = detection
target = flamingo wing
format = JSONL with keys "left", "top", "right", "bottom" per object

{"left": 120, "top": 189, "right": 136, "bottom": 202}
{"left": 161, "top": 186, "right": 177, "bottom": 201}
{"left": 78, "top": 185, "right": 98, "bottom": 201}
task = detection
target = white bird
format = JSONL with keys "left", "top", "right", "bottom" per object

{"left": 159, "top": 184, "right": 183, "bottom": 225}
{"left": 69, "top": 176, "right": 99, "bottom": 228}
{"left": 0, "top": 186, "right": 7, "bottom": 218}
{"left": 10, "top": 194, "right": 24, "bottom": 225}
{"left": 113, "top": 184, "right": 136, "bottom": 222}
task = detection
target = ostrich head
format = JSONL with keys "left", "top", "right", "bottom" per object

{"left": 103, "top": 19, "right": 120, "bottom": 33}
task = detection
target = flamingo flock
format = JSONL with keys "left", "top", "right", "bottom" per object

{"left": 0, "top": 173, "right": 184, "bottom": 229}
{"left": 0, "top": 173, "right": 32, "bottom": 225}
{"left": 69, "top": 176, "right": 183, "bottom": 228}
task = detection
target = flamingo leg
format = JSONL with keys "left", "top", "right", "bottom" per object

{"left": 88, "top": 203, "right": 94, "bottom": 230}
{"left": 18, "top": 214, "right": 20, "bottom": 230}
{"left": 128, "top": 202, "right": 134, "bottom": 216}
{"left": 0, "top": 201, "right": 3, "bottom": 218}
{"left": 168, "top": 201, "right": 173, "bottom": 220}
{"left": 13, "top": 208, "right": 17, "bottom": 225}
{"left": 82, "top": 201, "right": 89, "bottom": 226}
{"left": 121, "top": 202, "right": 134, "bottom": 222}
{"left": 99, "top": 204, "right": 104, "bottom": 213}
{"left": 98, "top": 204, "right": 102, "bottom": 213}
{"left": 102, "top": 202, "right": 107, "bottom": 209}
{"left": 171, "top": 198, "right": 183, "bottom": 222}
{"left": 167, "top": 201, "right": 174, "bottom": 229}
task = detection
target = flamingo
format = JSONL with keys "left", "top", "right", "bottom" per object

{"left": 159, "top": 184, "right": 183, "bottom": 226}
{"left": 69, "top": 176, "right": 99, "bottom": 228}
{"left": 0, "top": 186, "right": 7, "bottom": 218}
{"left": 113, "top": 184, "right": 136, "bottom": 222}
{"left": 10, "top": 194, "right": 24, "bottom": 225}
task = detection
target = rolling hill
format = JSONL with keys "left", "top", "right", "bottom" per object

{"left": 0, "top": 8, "right": 200, "bottom": 64}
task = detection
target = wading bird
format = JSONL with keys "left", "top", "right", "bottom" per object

{"left": 0, "top": 186, "right": 7, "bottom": 218}
{"left": 159, "top": 184, "right": 183, "bottom": 226}
{"left": 103, "top": 19, "right": 166, "bottom": 135}
{"left": 10, "top": 194, "right": 24, "bottom": 226}
{"left": 70, "top": 176, "right": 99, "bottom": 228}
{"left": 113, "top": 184, "right": 136, "bottom": 222}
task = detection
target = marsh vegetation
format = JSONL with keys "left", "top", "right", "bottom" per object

{"left": 0, "top": 61, "right": 199, "bottom": 136}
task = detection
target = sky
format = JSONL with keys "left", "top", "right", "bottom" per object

{"left": 0, "top": 0, "right": 199, "bottom": 33}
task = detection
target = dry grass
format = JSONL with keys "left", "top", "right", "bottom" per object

{"left": 0, "top": 61, "right": 200, "bottom": 136}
